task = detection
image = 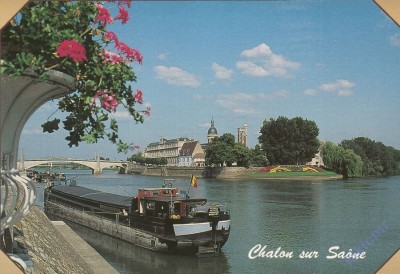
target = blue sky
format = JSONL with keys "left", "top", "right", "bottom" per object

{"left": 20, "top": 1, "right": 400, "bottom": 160}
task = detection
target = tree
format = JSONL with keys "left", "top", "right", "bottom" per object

{"left": 250, "top": 144, "right": 268, "bottom": 167}
{"left": 129, "top": 152, "right": 145, "bottom": 164}
{"left": 1, "top": 1, "right": 147, "bottom": 152}
{"left": 144, "top": 157, "right": 167, "bottom": 166}
{"left": 233, "top": 143, "right": 251, "bottom": 168}
{"left": 321, "top": 141, "right": 363, "bottom": 178}
{"left": 340, "top": 137, "right": 400, "bottom": 176}
{"left": 205, "top": 135, "right": 235, "bottom": 166}
{"left": 205, "top": 133, "right": 249, "bottom": 167}
{"left": 258, "top": 116, "right": 320, "bottom": 165}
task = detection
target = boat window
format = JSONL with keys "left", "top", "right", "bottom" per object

{"left": 146, "top": 201, "right": 155, "bottom": 210}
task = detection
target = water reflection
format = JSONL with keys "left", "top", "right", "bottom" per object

{"left": 66, "top": 221, "right": 231, "bottom": 274}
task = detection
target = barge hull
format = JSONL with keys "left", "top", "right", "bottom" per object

{"left": 45, "top": 201, "right": 168, "bottom": 252}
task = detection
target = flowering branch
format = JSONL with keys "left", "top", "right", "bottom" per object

{"left": 1, "top": 1, "right": 148, "bottom": 152}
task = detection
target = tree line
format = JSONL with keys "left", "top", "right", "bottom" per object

{"left": 322, "top": 137, "right": 400, "bottom": 178}
{"left": 129, "top": 153, "right": 168, "bottom": 166}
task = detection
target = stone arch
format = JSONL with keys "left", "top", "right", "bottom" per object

{"left": 22, "top": 160, "right": 97, "bottom": 173}
{"left": 100, "top": 162, "right": 127, "bottom": 174}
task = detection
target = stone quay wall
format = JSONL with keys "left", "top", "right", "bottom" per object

{"left": 14, "top": 206, "right": 94, "bottom": 274}
{"left": 128, "top": 165, "right": 260, "bottom": 179}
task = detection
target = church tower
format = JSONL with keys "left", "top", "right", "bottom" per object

{"left": 207, "top": 117, "right": 218, "bottom": 143}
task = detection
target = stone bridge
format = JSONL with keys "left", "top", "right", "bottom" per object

{"left": 18, "top": 156, "right": 129, "bottom": 175}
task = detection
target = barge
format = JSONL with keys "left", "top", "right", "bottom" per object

{"left": 44, "top": 179, "right": 230, "bottom": 255}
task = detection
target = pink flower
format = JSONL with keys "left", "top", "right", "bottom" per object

{"left": 134, "top": 145, "right": 140, "bottom": 149}
{"left": 102, "top": 93, "right": 119, "bottom": 111}
{"left": 115, "top": 6, "right": 129, "bottom": 24}
{"left": 144, "top": 106, "right": 151, "bottom": 116}
{"left": 116, "top": 41, "right": 143, "bottom": 64}
{"left": 95, "top": 4, "right": 113, "bottom": 26}
{"left": 57, "top": 39, "right": 87, "bottom": 62}
{"left": 133, "top": 89, "right": 143, "bottom": 104}
{"left": 119, "top": 0, "right": 132, "bottom": 8}
{"left": 104, "top": 31, "right": 119, "bottom": 44}
{"left": 133, "top": 49, "right": 143, "bottom": 64}
{"left": 92, "top": 90, "right": 119, "bottom": 112}
{"left": 106, "top": 0, "right": 132, "bottom": 8}
{"left": 99, "top": 50, "right": 124, "bottom": 64}
{"left": 104, "top": 32, "right": 142, "bottom": 64}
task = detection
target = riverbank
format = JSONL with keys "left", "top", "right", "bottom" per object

{"left": 13, "top": 206, "right": 117, "bottom": 274}
{"left": 128, "top": 166, "right": 343, "bottom": 180}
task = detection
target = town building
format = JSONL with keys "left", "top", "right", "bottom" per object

{"left": 144, "top": 137, "right": 194, "bottom": 166}
{"left": 178, "top": 141, "right": 205, "bottom": 167}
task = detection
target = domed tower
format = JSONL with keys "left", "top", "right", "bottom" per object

{"left": 207, "top": 117, "right": 218, "bottom": 143}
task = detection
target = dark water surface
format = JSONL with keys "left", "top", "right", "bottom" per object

{"left": 37, "top": 170, "right": 400, "bottom": 274}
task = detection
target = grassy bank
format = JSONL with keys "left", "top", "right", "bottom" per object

{"left": 251, "top": 165, "right": 341, "bottom": 179}
{"left": 252, "top": 171, "right": 339, "bottom": 178}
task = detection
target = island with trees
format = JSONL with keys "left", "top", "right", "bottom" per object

{"left": 204, "top": 116, "right": 400, "bottom": 179}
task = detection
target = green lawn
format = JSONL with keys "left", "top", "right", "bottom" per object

{"left": 252, "top": 171, "right": 339, "bottom": 178}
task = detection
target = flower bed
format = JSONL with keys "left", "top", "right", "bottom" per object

{"left": 254, "top": 165, "right": 339, "bottom": 178}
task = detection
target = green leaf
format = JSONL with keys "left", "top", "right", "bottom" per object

{"left": 42, "top": 119, "right": 60, "bottom": 133}
{"left": 110, "top": 118, "right": 118, "bottom": 131}
{"left": 81, "top": 133, "right": 96, "bottom": 144}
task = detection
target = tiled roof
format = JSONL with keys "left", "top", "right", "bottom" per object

{"left": 147, "top": 137, "right": 192, "bottom": 147}
{"left": 179, "top": 141, "right": 198, "bottom": 156}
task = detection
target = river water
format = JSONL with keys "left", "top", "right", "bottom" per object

{"left": 36, "top": 170, "right": 400, "bottom": 274}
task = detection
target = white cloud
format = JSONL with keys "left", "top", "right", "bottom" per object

{"left": 275, "top": 89, "right": 290, "bottom": 97}
{"left": 303, "top": 89, "right": 318, "bottom": 96}
{"left": 304, "top": 79, "right": 356, "bottom": 97}
{"left": 215, "top": 91, "right": 287, "bottom": 117}
{"left": 228, "top": 92, "right": 255, "bottom": 102}
{"left": 211, "top": 63, "right": 234, "bottom": 80}
{"left": 198, "top": 123, "right": 211, "bottom": 128}
{"left": 157, "top": 52, "right": 169, "bottom": 60}
{"left": 241, "top": 43, "right": 272, "bottom": 59}
{"left": 389, "top": 33, "right": 400, "bottom": 46}
{"left": 236, "top": 61, "right": 270, "bottom": 77}
{"left": 337, "top": 89, "right": 353, "bottom": 97}
{"left": 216, "top": 92, "right": 256, "bottom": 116}
{"left": 232, "top": 108, "right": 260, "bottom": 115}
{"left": 320, "top": 79, "right": 355, "bottom": 91}
{"left": 319, "top": 79, "right": 355, "bottom": 96}
{"left": 236, "top": 43, "right": 300, "bottom": 78}
{"left": 154, "top": 65, "right": 201, "bottom": 87}
{"left": 256, "top": 93, "right": 275, "bottom": 101}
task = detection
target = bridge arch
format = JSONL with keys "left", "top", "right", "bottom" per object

{"left": 19, "top": 159, "right": 129, "bottom": 175}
